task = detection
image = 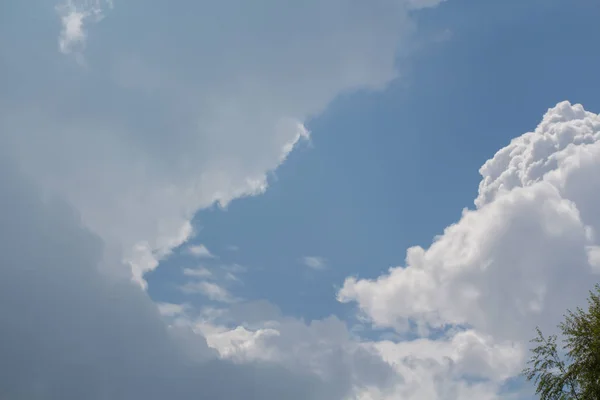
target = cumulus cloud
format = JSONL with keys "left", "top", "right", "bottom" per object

{"left": 1, "top": 0, "right": 528, "bottom": 399}
{"left": 339, "top": 101, "right": 600, "bottom": 396}
{"left": 358, "top": 330, "right": 523, "bottom": 400}
{"left": 189, "top": 301, "right": 526, "bottom": 400}
{"left": 186, "top": 302, "right": 399, "bottom": 396}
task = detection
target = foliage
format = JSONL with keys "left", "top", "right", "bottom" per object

{"left": 523, "top": 284, "right": 600, "bottom": 400}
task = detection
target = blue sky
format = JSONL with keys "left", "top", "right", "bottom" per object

{"left": 3, "top": 0, "right": 600, "bottom": 399}
{"left": 148, "top": 0, "right": 600, "bottom": 322}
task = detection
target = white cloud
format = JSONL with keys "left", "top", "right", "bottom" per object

{"left": 303, "top": 256, "right": 328, "bottom": 270}
{"left": 183, "top": 266, "right": 213, "bottom": 278}
{"left": 58, "top": 8, "right": 85, "bottom": 53}
{"left": 587, "top": 245, "right": 600, "bottom": 271}
{"left": 357, "top": 330, "right": 524, "bottom": 400}
{"left": 187, "top": 244, "right": 215, "bottom": 259}
{"left": 188, "top": 303, "right": 398, "bottom": 394}
{"left": 183, "top": 263, "right": 246, "bottom": 286}
{"left": 181, "top": 281, "right": 238, "bottom": 303}
{"left": 339, "top": 101, "right": 600, "bottom": 396}
{"left": 56, "top": 0, "right": 113, "bottom": 55}
{"left": 189, "top": 302, "right": 524, "bottom": 400}
{"left": 157, "top": 302, "right": 190, "bottom": 317}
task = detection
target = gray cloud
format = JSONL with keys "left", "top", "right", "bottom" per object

{"left": 0, "top": 0, "right": 447, "bottom": 398}
{"left": 0, "top": 155, "right": 397, "bottom": 399}
{"left": 1, "top": 0, "right": 442, "bottom": 286}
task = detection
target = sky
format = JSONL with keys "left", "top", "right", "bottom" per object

{"left": 1, "top": 0, "right": 600, "bottom": 399}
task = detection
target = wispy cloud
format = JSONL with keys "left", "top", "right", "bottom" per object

{"left": 181, "top": 281, "right": 238, "bottom": 303}
{"left": 183, "top": 267, "right": 213, "bottom": 278}
{"left": 156, "top": 302, "right": 189, "bottom": 317}
{"left": 301, "top": 256, "right": 327, "bottom": 270}
{"left": 187, "top": 244, "right": 215, "bottom": 259}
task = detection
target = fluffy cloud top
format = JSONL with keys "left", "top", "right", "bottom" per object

{"left": 339, "top": 102, "right": 600, "bottom": 397}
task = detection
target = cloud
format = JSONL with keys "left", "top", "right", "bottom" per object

{"left": 0, "top": 0, "right": 443, "bottom": 290}
{"left": 183, "top": 266, "right": 213, "bottom": 278}
{"left": 303, "top": 256, "right": 328, "bottom": 270}
{"left": 181, "top": 263, "right": 245, "bottom": 293}
{"left": 4, "top": 99, "right": 579, "bottom": 400}
{"left": 187, "top": 244, "right": 216, "bottom": 259}
{"left": 358, "top": 330, "right": 523, "bottom": 400}
{"left": 157, "top": 302, "right": 191, "bottom": 317}
{"left": 181, "top": 281, "right": 238, "bottom": 303}
{"left": 407, "top": 0, "right": 447, "bottom": 9}
{"left": 188, "top": 302, "right": 399, "bottom": 395}
{"left": 0, "top": 0, "right": 476, "bottom": 399}
{"left": 0, "top": 153, "right": 398, "bottom": 400}
{"left": 56, "top": 0, "right": 113, "bottom": 55}
{"left": 339, "top": 101, "right": 600, "bottom": 396}
{"left": 188, "top": 301, "right": 526, "bottom": 400}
